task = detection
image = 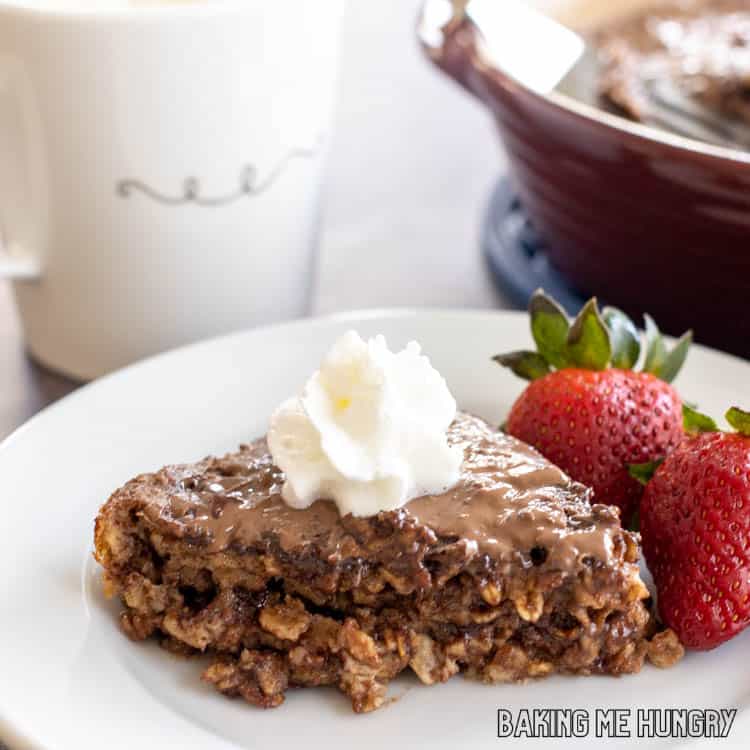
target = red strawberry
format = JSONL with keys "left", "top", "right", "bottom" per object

{"left": 639, "top": 407, "right": 750, "bottom": 650}
{"left": 506, "top": 368, "right": 682, "bottom": 519}
{"left": 495, "top": 291, "right": 691, "bottom": 522}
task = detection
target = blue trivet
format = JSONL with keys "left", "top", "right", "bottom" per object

{"left": 482, "top": 176, "right": 588, "bottom": 316}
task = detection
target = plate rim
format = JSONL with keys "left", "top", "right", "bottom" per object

{"left": 0, "top": 308, "right": 526, "bottom": 456}
{"left": 5, "top": 305, "right": 749, "bottom": 457}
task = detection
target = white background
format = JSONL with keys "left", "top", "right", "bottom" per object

{"left": 315, "top": 0, "right": 511, "bottom": 314}
{"left": 0, "top": 0, "right": 512, "bottom": 439}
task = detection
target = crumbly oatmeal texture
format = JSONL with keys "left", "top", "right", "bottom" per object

{"left": 94, "top": 413, "right": 682, "bottom": 712}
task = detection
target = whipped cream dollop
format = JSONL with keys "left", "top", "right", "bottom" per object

{"left": 267, "top": 331, "right": 463, "bottom": 517}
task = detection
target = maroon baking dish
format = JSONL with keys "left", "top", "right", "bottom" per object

{"left": 420, "top": 0, "right": 750, "bottom": 357}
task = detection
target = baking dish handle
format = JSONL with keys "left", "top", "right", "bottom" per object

{"left": 418, "top": 0, "right": 584, "bottom": 99}
{"left": 418, "top": 0, "right": 482, "bottom": 97}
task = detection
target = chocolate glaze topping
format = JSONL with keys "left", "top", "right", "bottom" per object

{"left": 136, "top": 414, "right": 622, "bottom": 574}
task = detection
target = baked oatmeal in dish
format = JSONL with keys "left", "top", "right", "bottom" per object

{"left": 594, "top": 0, "right": 750, "bottom": 147}
{"left": 94, "top": 412, "right": 680, "bottom": 712}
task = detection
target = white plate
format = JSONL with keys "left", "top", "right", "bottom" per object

{"left": 1, "top": 309, "right": 749, "bottom": 750}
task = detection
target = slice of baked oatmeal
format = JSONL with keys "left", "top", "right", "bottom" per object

{"left": 94, "top": 413, "right": 681, "bottom": 712}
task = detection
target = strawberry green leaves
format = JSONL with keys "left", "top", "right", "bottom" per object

{"left": 493, "top": 289, "right": 692, "bottom": 383}
{"left": 660, "top": 333, "right": 692, "bottom": 383}
{"left": 726, "top": 407, "right": 750, "bottom": 436}
{"left": 642, "top": 315, "right": 666, "bottom": 375}
{"left": 529, "top": 290, "right": 611, "bottom": 371}
{"left": 602, "top": 306, "right": 640, "bottom": 369}
{"left": 628, "top": 459, "right": 663, "bottom": 486}
{"left": 492, "top": 351, "right": 550, "bottom": 381}
{"left": 566, "top": 298, "right": 612, "bottom": 370}
{"left": 678, "top": 405, "right": 750, "bottom": 438}
{"left": 529, "top": 291, "right": 569, "bottom": 369}
{"left": 494, "top": 294, "right": 610, "bottom": 378}
{"left": 642, "top": 314, "right": 692, "bottom": 384}
{"left": 683, "top": 404, "right": 718, "bottom": 434}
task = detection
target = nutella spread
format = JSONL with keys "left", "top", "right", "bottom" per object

{"left": 139, "top": 413, "right": 621, "bottom": 572}
{"left": 594, "top": 0, "right": 750, "bottom": 148}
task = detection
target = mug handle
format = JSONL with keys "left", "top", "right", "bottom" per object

{"left": 0, "top": 61, "right": 43, "bottom": 283}
{"left": 0, "top": 239, "right": 42, "bottom": 281}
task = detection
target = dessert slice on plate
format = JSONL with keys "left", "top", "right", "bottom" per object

{"left": 94, "top": 333, "right": 679, "bottom": 713}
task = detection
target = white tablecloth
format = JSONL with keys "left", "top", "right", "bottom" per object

{"left": 314, "top": 0, "right": 512, "bottom": 315}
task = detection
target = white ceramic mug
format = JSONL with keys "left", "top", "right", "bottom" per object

{"left": 0, "top": 0, "right": 344, "bottom": 380}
